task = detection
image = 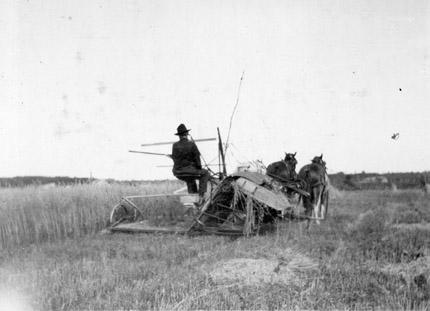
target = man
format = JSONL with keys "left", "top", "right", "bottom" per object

{"left": 171, "top": 124, "right": 209, "bottom": 203}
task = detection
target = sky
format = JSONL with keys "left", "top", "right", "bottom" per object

{"left": 0, "top": 0, "right": 429, "bottom": 180}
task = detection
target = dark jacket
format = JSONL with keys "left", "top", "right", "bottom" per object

{"left": 172, "top": 137, "right": 202, "bottom": 174}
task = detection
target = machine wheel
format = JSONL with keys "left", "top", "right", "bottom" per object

{"left": 109, "top": 202, "right": 143, "bottom": 225}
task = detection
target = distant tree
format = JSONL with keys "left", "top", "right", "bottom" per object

{"left": 343, "top": 174, "right": 359, "bottom": 190}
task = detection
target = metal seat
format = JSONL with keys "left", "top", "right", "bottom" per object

{"left": 175, "top": 173, "right": 202, "bottom": 182}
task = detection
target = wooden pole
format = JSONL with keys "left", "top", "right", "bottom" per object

{"left": 217, "top": 127, "right": 227, "bottom": 179}
{"left": 141, "top": 137, "right": 216, "bottom": 147}
{"left": 129, "top": 150, "right": 171, "bottom": 157}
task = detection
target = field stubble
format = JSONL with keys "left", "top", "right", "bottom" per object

{"left": 0, "top": 183, "right": 429, "bottom": 310}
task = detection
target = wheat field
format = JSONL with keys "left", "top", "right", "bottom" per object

{"left": 0, "top": 181, "right": 183, "bottom": 248}
{"left": 0, "top": 182, "right": 429, "bottom": 310}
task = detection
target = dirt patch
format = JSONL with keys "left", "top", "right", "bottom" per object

{"left": 209, "top": 248, "right": 318, "bottom": 286}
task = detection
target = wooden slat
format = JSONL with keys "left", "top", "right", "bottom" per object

{"left": 141, "top": 137, "right": 216, "bottom": 147}
{"left": 109, "top": 222, "right": 189, "bottom": 234}
{"left": 232, "top": 171, "right": 270, "bottom": 185}
{"left": 234, "top": 178, "right": 292, "bottom": 212}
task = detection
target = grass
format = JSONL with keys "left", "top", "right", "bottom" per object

{"left": 0, "top": 184, "right": 429, "bottom": 310}
{"left": 0, "top": 181, "right": 182, "bottom": 249}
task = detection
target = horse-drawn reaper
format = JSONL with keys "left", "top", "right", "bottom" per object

{"left": 107, "top": 131, "right": 326, "bottom": 236}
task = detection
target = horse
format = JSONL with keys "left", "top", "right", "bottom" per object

{"left": 266, "top": 152, "right": 298, "bottom": 182}
{"left": 297, "top": 154, "right": 329, "bottom": 225}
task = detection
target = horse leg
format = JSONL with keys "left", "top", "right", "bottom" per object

{"left": 321, "top": 174, "right": 329, "bottom": 219}
{"left": 301, "top": 195, "right": 312, "bottom": 229}
{"left": 302, "top": 196, "right": 311, "bottom": 216}
{"left": 314, "top": 187, "right": 323, "bottom": 225}
{"left": 321, "top": 189, "right": 328, "bottom": 219}
{"left": 320, "top": 202, "right": 325, "bottom": 221}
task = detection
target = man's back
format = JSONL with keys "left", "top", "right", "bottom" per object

{"left": 172, "top": 138, "right": 201, "bottom": 173}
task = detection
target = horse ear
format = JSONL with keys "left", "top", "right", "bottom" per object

{"left": 294, "top": 152, "right": 297, "bottom": 156}
{"left": 320, "top": 153, "right": 323, "bottom": 159}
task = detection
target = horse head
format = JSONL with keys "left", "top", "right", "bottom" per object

{"left": 311, "top": 154, "right": 326, "bottom": 168}
{"left": 266, "top": 152, "right": 298, "bottom": 181}
{"left": 284, "top": 152, "right": 298, "bottom": 168}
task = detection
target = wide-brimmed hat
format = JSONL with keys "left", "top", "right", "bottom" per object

{"left": 175, "top": 123, "right": 191, "bottom": 136}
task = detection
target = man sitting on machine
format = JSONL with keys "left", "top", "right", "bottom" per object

{"left": 171, "top": 124, "right": 209, "bottom": 204}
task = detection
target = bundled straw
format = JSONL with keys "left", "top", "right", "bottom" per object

{"left": 209, "top": 247, "right": 319, "bottom": 287}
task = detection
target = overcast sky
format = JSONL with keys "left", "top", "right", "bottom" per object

{"left": 0, "top": 0, "right": 429, "bottom": 180}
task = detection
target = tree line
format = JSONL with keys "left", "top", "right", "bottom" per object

{"left": 0, "top": 176, "right": 91, "bottom": 187}
{"left": 1, "top": 172, "right": 429, "bottom": 190}
{"left": 329, "top": 171, "right": 430, "bottom": 190}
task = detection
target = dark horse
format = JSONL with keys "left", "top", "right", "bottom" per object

{"left": 297, "top": 154, "right": 329, "bottom": 224}
{"left": 266, "top": 152, "right": 298, "bottom": 182}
